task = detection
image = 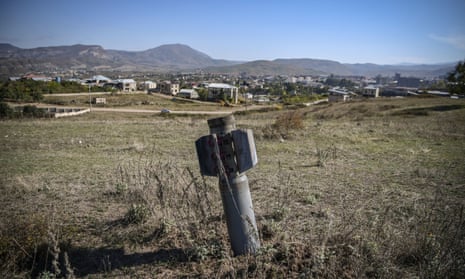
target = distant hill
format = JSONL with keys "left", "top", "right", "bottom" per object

{"left": 0, "top": 44, "right": 121, "bottom": 75}
{"left": 0, "top": 43, "right": 457, "bottom": 78}
{"left": 106, "top": 44, "right": 237, "bottom": 71}
{"left": 345, "top": 63, "right": 455, "bottom": 78}
{"left": 204, "top": 60, "right": 323, "bottom": 76}
{"left": 274, "top": 59, "right": 353, "bottom": 76}
{"left": 0, "top": 43, "right": 238, "bottom": 76}
{"left": 207, "top": 58, "right": 455, "bottom": 78}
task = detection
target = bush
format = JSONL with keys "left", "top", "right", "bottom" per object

{"left": 0, "top": 103, "right": 50, "bottom": 119}
{"left": 124, "top": 204, "right": 150, "bottom": 225}
{"left": 0, "top": 214, "right": 48, "bottom": 275}
{"left": 273, "top": 110, "right": 304, "bottom": 135}
{"left": 0, "top": 102, "right": 14, "bottom": 118}
{"left": 21, "top": 105, "right": 47, "bottom": 118}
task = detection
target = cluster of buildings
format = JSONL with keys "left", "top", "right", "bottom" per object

{"left": 11, "top": 72, "right": 244, "bottom": 103}
{"left": 11, "top": 70, "right": 456, "bottom": 104}
{"left": 87, "top": 75, "right": 241, "bottom": 103}
{"left": 85, "top": 75, "right": 138, "bottom": 92}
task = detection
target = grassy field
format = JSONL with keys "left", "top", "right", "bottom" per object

{"left": 43, "top": 92, "right": 233, "bottom": 112}
{"left": 1, "top": 96, "right": 464, "bottom": 278}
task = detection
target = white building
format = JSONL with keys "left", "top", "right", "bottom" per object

{"left": 159, "top": 81, "right": 180, "bottom": 95}
{"left": 139, "top": 81, "right": 157, "bottom": 91}
{"left": 328, "top": 87, "right": 355, "bottom": 102}
{"left": 362, "top": 86, "right": 379, "bottom": 98}
{"left": 178, "top": 89, "right": 199, "bottom": 99}
{"left": 114, "top": 79, "right": 137, "bottom": 92}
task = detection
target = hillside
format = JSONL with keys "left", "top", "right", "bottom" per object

{"left": 0, "top": 43, "right": 237, "bottom": 76}
{"left": 345, "top": 62, "right": 455, "bottom": 78}
{"left": 205, "top": 60, "right": 323, "bottom": 76}
{"left": 207, "top": 58, "right": 455, "bottom": 78}
{"left": 0, "top": 43, "right": 457, "bottom": 78}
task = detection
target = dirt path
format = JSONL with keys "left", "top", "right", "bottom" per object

{"left": 24, "top": 102, "right": 265, "bottom": 115}
{"left": 90, "top": 107, "right": 235, "bottom": 115}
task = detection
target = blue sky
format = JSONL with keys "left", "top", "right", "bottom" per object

{"left": 1, "top": 0, "right": 464, "bottom": 64}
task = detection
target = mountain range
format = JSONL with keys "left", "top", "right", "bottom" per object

{"left": 0, "top": 43, "right": 456, "bottom": 78}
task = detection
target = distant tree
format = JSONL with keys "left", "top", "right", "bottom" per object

{"left": 324, "top": 76, "right": 340, "bottom": 87}
{"left": 427, "top": 79, "right": 448, "bottom": 91}
{"left": 197, "top": 88, "right": 208, "bottom": 100}
{"left": 447, "top": 60, "right": 465, "bottom": 95}
{"left": 324, "top": 76, "right": 356, "bottom": 88}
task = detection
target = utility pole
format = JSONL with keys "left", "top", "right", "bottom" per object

{"left": 196, "top": 115, "right": 260, "bottom": 256}
{"left": 88, "top": 84, "right": 92, "bottom": 111}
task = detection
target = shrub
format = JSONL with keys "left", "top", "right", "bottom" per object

{"left": 271, "top": 110, "right": 305, "bottom": 139}
{"left": 21, "top": 105, "right": 48, "bottom": 118}
{"left": 0, "top": 214, "right": 48, "bottom": 275}
{"left": 0, "top": 102, "right": 14, "bottom": 118}
{"left": 124, "top": 204, "right": 150, "bottom": 225}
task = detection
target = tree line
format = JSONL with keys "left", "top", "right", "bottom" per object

{"left": 0, "top": 79, "right": 104, "bottom": 102}
{"left": 0, "top": 102, "right": 48, "bottom": 119}
{"left": 447, "top": 60, "right": 465, "bottom": 95}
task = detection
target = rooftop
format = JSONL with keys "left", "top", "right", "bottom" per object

{"left": 207, "top": 83, "right": 236, "bottom": 89}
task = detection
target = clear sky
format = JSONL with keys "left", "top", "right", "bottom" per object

{"left": 1, "top": 0, "right": 464, "bottom": 64}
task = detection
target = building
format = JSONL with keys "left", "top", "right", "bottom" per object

{"left": 207, "top": 83, "right": 239, "bottom": 103}
{"left": 113, "top": 79, "right": 137, "bottom": 92}
{"left": 138, "top": 81, "right": 157, "bottom": 91}
{"left": 253, "top": 94, "right": 270, "bottom": 103}
{"left": 244, "top": 93, "right": 254, "bottom": 100}
{"left": 328, "top": 87, "right": 355, "bottom": 102}
{"left": 87, "top": 75, "right": 111, "bottom": 85}
{"left": 92, "top": 97, "right": 106, "bottom": 105}
{"left": 362, "top": 86, "right": 379, "bottom": 97}
{"left": 22, "top": 73, "right": 51, "bottom": 81}
{"left": 178, "top": 89, "right": 199, "bottom": 99}
{"left": 394, "top": 73, "right": 422, "bottom": 88}
{"left": 159, "top": 81, "right": 180, "bottom": 95}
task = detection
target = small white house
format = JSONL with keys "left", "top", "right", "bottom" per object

{"left": 92, "top": 97, "right": 106, "bottom": 105}
{"left": 114, "top": 79, "right": 137, "bottom": 92}
{"left": 244, "top": 93, "right": 254, "bottom": 100}
{"left": 178, "top": 89, "right": 199, "bottom": 99}
{"left": 139, "top": 81, "right": 157, "bottom": 91}
{"left": 328, "top": 87, "right": 355, "bottom": 102}
{"left": 362, "top": 86, "right": 379, "bottom": 98}
{"left": 159, "top": 81, "right": 180, "bottom": 95}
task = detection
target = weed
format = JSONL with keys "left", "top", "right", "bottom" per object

{"left": 124, "top": 204, "right": 150, "bottom": 225}
{"left": 0, "top": 213, "right": 48, "bottom": 274}
{"left": 114, "top": 182, "right": 128, "bottom": 196}
{"left": 302, "top": 192, "right": 321, "bottom": 205}
{"left": 316, "top": 145, "right": 338, "bottom": 167}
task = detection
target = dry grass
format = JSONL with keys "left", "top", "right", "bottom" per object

{"left": 43, "top": 92, "right": 225, "bottom": 111}
{"left": 1, "top": 96, "right": 464, "bottom": 278}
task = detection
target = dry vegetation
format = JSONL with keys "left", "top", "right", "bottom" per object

{"left": 43, "top": 93, "right": 229, "bottom": 112}
{"left": 1, "top": 97, "right": 464, "bottom": 278}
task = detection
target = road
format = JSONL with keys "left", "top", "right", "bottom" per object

{"left": 41, "top": 92, "right": 269, "bottom": 115}
{"left": 89, "top": 107, "right": 238, "bottom": 115}
{"left": 24, "top": 93, "right": 328, "bottom": 116}
{"left": 28, "top": 102, "right": 260, "bottom": 116}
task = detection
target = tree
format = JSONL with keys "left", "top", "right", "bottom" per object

{"left": 197, "top": 88, "right": 208, "bottom": 101}
{"left": 447, "top": 60, "right": 465, "bottom": 95}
